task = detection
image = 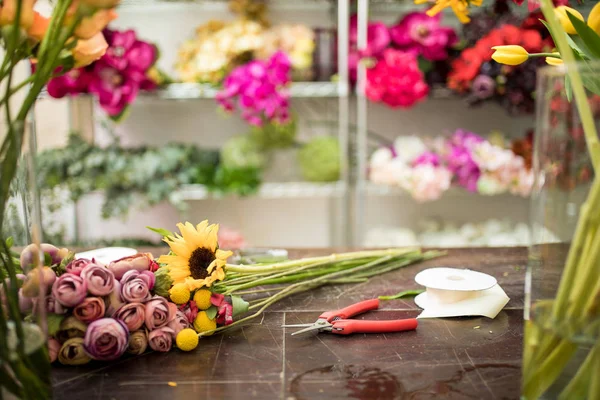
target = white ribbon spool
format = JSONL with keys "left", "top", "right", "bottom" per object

{"left": 414, "top": 267, "right": 509, "bottom": 319}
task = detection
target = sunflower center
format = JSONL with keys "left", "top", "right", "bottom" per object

{"left": 188, "top": 247, "right": 216, "bottom": 280}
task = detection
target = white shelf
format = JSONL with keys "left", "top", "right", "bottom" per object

{"left": 140, "top": 82, "right": 341, "bottom": 100}
{"left": 365, "top": 183, "right": 531, "bottom": 199}
{"left": 178, "top": 181, "right": 346, "bottom": 200}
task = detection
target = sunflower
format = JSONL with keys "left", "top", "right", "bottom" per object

{"left": 157, "top": 221, "right": 233, "bottom": 290}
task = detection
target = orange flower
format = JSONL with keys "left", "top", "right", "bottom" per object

{"left": 0, "top": 0, "right": 36, "bottom": 29}
{"left": 73, "top": 32, "right": 108, "bottom": 67}
{"left": 65, "top": 7, "right": 117, "bottom": 40}
{"left": 26, "top": 11, "right": 49, "bottom": 42}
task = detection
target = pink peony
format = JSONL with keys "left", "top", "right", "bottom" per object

{"left": 114, "top": 303, "right": 146, "bottom": 331}
{"left": 365, "top": 49, "right": 429, "bottom": 109}
{"left": 52, "top": 274, "right": 87, "bottom": 307}
{"left": 80, "top": 263, "right": 115, "bottom": 296}
{"left": 65, "top": 258, "right": 93, "bottom": 276}
{"left": 120, "top": 270, "right": 154, "bottom": 303}
{"left": 148, "top": 326, "right": 174, "bottom": 352}
{"left": 145, "top": 296, "right": 177, "bottom": 330}
{"left": 348, "top": 15, "right": 391, "bottom": 82}
{"left": 401, "top": 164, "right": 452, "bottom": 202}
{"left": 107, "top": 253, "right": 155, "bottom": 280}
{"left": 83, "top": 318, "right": 129, "bottom": 361}
{"left": 390, "top": 12, "right": 457, "bottom": 61}
{"left": 105, "top": 280, "right": 124, "bottom": 317}
{"left": 167, "top": 310, "right": 190, "bottom": 338}
{"left": 73, "top": 297, "right": 106, "bottom": 324}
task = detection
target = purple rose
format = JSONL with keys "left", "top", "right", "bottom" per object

{"left": 148, "top": 326, "right": 174, "bottom": 352}
{"left": 80, "top": 263, "right": 115, "bottom": 296}
{"left": 145, "top": 296, "right": 177, "bottom": 330}
{"left": 167, "top": 311, "right": 190, "bottom": 338}
{"left": 114, "top": 303, "right": 145, "bottom": 331}
{"left": 120, "top": 270, "right": 154, "bottom": 303}
{"left": 127, "top": 330, "right": 148, "bottom": 355}
{"left": 52, "top": 274, "right": 87, "bottom": 307}
{"left": 73, "top": 297, "right": 106, "bottom": 324}
{"left": 83, "top": 318, "right": 129, "bottom": 361}
{"left": 35, "top": 295, "right": 67, "bottom": 315}
{"left": 65, "top": 258, "right": 92, "bottom": 276}
{"left": 105, "top": 280, "right": 124, "bottom": 317}
{"left": 107, "top": 253, "right": 154, "bottom": 280}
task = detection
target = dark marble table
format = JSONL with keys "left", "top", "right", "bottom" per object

{"left": 52, "top": 247, "right": 527, "bottom": 399}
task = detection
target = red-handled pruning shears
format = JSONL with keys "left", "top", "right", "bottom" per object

{"left": 281, "top": 299, "right": 418, "bottom": 336}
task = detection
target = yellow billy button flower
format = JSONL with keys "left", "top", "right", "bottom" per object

{"left": 491, "top": 45, "right": 529, "bottom": 66}
{"left": 193, "top": 289, "right": 212, "bottom": 310}
{"left": 588, "top": 2, "right": 600, "bottom": 35}
{"left": 554, "top": 6, "right": 584, "bottom": 35}
{"left": 176, "top": 328, "right": 199, "bottom": 352}
{"left": 169, "top": 283, "right": 191, "bottom": 305}
{"left": 545, "top": 56, "right": 564, "bottom": 66}
{"left": 193, "top": 311, "right": 216, "bottom": 335}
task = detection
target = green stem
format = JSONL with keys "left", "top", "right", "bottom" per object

{"left": 529, "top": 52, "right": 561, "bottom": 58}
{"left": 539, "top": 0, "right": 600, "bottom": 171}
{"left": 558, "top": 344, "right": 599, "bottom": 400}
{"left": 523, "top": 340, "right": 577, "bottom": 399}
{"left": 0, "top": 76, "right": 35, "bottom": 108}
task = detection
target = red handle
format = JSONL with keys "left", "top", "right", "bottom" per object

{"left": 330, "top": 318, "right": 418, "bottom": 335}
{"left": 319, "top": 299, "right": 380, "bottom": 322}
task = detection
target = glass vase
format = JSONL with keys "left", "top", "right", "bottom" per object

{"left": 1, "top": 112, "right": 51, "bottom": 399}
{"left": 525, "top": 63, "right": 600, "bottom": 399}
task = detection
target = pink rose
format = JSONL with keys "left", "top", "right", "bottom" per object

{"left": 105, "top": 280, "right": 124, "bottom": 317}
{"left": 148, "top": 326, "right": 174, "bottom": 352}
{"left": 81, "top": 263, "right": 115, "bottom": 296}
{"left": 73, "top": 297, "right": 106, "bottom": 323}
{"left": 52, "top": 274, "right": 87, "bottom": 307}
{"left": 107, "top": 253, "right": 155, "bottom": 280}
{"left": 43, "top": 295, "right": 67, "bottom": 315}
{"left": 145, "top": 296, "right": 176, "bottom": 330}
{"left": 83, "top": 318, "right": 129, "bottom": 361}
{"left": 48, "top": 338, "right": 61, "bottom": 363}
{"left": 167, "top": 311, "right": 190, "bottom": 338}
{"left": 120, "top": 270, "right": 154, "bottom": 303}
{"left": 65, "top": 258, "right": 93, "bottom": 276}
{"left": 114, "top": 303, "right": 145, "bottom": 331}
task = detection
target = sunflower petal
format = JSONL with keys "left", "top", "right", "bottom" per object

{"left": 216, "top": 249, "right": 233, "bottom": 261}
{"left": 206, "top": 224, "right": 219, "bottom": 252}
{"left": 206, "top": 259, "right": 218, "bottom": 274}
{"left": 164, "top": 239, "right": 193, "bottom": 259}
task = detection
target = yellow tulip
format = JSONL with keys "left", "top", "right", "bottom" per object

{"left": 554, "top": 6, "right": 584, "bottom": 35}
{"left": 545, "top": 56, "right": 564, "bottom": 66}
{"left": 491, "top": 45, "right": 529, "bottom": 66}
{"left": 588, "top": 2, "right": 600, "bottom": 35}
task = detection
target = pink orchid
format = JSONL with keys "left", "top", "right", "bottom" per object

{"left": 390, "top": 12, "right": 457, "bottom": 61}
{"left": 210, "top": 294, "right": 233, "bottom": 326}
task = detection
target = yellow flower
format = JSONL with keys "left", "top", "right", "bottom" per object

{"left": 169, "top": 283, "right": 191, "bottom": 305}
{"left": 193, "top": 311, "right": 216, "bottom": 335}
{"left": 157, "top": 221, "right": 232, "bottom": 291}
{"left": 416, "top": 0, "right": 481, "bottom": 24}
{"left": 176, "top": 328, "right": 199, "bottom": 352}
{"left": 545, "top": 56, "right": 564, "bottom": 66}
{"left": 491, "top": 45, "right": 529, "bottom": 66}
{"left": 588, "top": 2, "right": 600, "bottom": 35}
{"left": 554, "top": 6, "right": 584, "bottom": 35}
{"left": 193, "top": 289, "right": 212, "bottom": 310}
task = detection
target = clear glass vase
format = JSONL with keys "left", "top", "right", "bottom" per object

{"left": 1, "top": 113, "right": 51, "bottom": 399}
{"left": 525, "top": 63, "right": 600, "bottom": 399}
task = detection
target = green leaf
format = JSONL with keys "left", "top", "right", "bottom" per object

{"left": 231, "top": 295, "right": 249, "bottom": 317}
{"left": 47, "top": 313, "right": 66, "bottom": 337}
{"left": 205, "top": 305, "right": 218, "bottom": 320}
{"left": 567, "top": 11, "right": 600, "bottom": 59}
{"left": 378, "top": 289, "right": 425, "bottom": 301}
{"left": 417, "top": 57, "right": 433, "bottom": 74}
{"left": 146, "top": 226, "right": 174, "bottom": 239}
{"left": 5, "top": 236, "right": 14, "bottom": 249}
{"left": 43, "top": 253, "right": 52, "bottom": 267}
{"left": 565, "top": 76, "right": 573, "bottom": 102}
{"left": 541, "top": 20, "right": 587, "bottom": 58}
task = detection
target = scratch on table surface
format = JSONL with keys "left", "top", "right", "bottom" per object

{"left": 465, "top": 349, "right": 496, "bottom": 399}
{"left": 444, "top": 321, "right": 457, "bottom": 340}
{"left": 281, "top": 312, "right": 287, "bottom": 400}
{"left": 316, "top": 334, "right": 342, "bottom": 362}
{"left": 382, "top": 333, "right": 388, "bottom": 341}
{"left": 266, "top": 324, "right": 283, "bottom": 352}
{"left": 394, "top": 351, "right": 403, "bottom": 361}
{"left": 241, "top": 327, "right": 248, "bottom": 341}
{"left": 210, "top": 335, "right": 225, "bottom": 378}
{"left": 452, "top": 349, "right": 476, "bottom": 391}
{"left": 335, "top": 280, "right": 369, "bottom": 299}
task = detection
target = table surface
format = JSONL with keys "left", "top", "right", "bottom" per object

{"left": 52, "top": 247, "right": 527, "bottom": 400}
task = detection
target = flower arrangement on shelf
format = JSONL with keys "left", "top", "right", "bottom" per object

{"left": 447, "top": 0, "right": 558, "bottom": 114}
{"left": 216, "top": 51, "right": 291, "bottom": 126}
{"left": 175, "top": 19, "right": 315, "bottom": 85}
{"left": 11, "top": 221, "right": 441, "bottom": 364}
{"left": 369, "top": 130, "right": 533, "bottom": 201}
{"left": 349, "top": 12, "right": 458, "bottom": 109}
{"left": 47, "top": 27, "right": 160, "bottom": 120}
